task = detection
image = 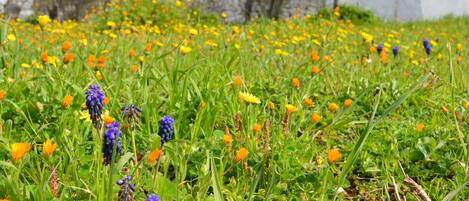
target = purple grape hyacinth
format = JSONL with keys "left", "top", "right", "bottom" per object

{"left": 117, "top": 175, "right": 135, "bottom": 201}
{"left": 103, "top": 122, "right": 122, "bottom": 165}
{"left": 423, "top": 39, "right": 431, "bottom": 55}
{"left": 392, "top": 46, "right": 399, "bottom": 57}
{"left": 85, "top": 84, "right": 105, "bottom": 129}
{"left": 158, "top": 116, "right": 174, "bottom": 145}
{"left": 377, "top": 44, "right": 384, "bottom": 55}
{"left": 146, "top": 194, "right": 160, "bottom": 201}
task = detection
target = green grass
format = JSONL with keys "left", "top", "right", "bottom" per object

{"left": 0, "top": 0, "right": 468, "bottom": 200}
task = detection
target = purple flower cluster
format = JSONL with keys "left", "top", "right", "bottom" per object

{"left": 117, "top": 175, "right": 135, "bottom": 201}
{"left": 146, "top": 194, "right": 160, "bottom": 201}
{"left": 103, "top": 122, "right": 122, "bottom": 165}
{"left": 158, "top": 116, "right": 174, "bottom": 145}
{"left": 85, "top": 84, "right": 104, "bottom": 129}
{"left": 423, "top": 39, "right": 431, "bottom": 55}
{"left": 392, "top": 46, "right": 399, "bottom": 57}
{"left": 122, "top": 103, "right": 142, "bottom": 124}
{"left": 376, "top": 44, "right": 384, "bottom": 55}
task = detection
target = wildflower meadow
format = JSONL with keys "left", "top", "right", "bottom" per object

{"left": 0, "top": 0, "right": 468, "bottom": 200}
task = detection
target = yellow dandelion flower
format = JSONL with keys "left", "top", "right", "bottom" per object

{"left": 43, "top": 139, "right": 57, "bottom": 157}
{"left": 11, "top": 142, "right": 30, "bottom": 161}
{"left": 286, "top": 104, "right": 298, "bottom": 114}
{"left": 239, "top": 92, "right": 261, "bottom": 104}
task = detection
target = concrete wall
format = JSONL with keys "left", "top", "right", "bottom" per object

{"left": 337, "top": 0, "right": 469, "bottom": 21}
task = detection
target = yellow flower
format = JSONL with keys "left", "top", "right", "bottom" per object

{"left": 180, "top": 46, "right": 192, "bottom": 54}
{"left": 21, "top": 63, "right": 31, "bottom": 68}
{"left": 43, "top": 139, "right": 57, "bottom": 157}
{"left": 360, "top": 32, "right": 373, "bottom": 43}
{"left": 223, "top": 134, "right": 233, "bottom": 146}
{"left": 275, "top": 49, "right": 289, "bottom": 56}
{"left": 189, "top": 28, "right": 198, "bottom": 35}
{"left": 286, "top": 104, "right": 298, "bottom": 114}
{"left": 11, "top": 142, "right": 30, "bottom": 161}
{"left": 236, "top": 148, "right": 249, "bottom": 161}
{"left": 291, "top": 78, "right": 300, "bottom": 89}
{"left": 175, "top": 0, "right": 183, "bottom": 7}
{"left": 38, "top": 15, "right": 51, "bottom": 26}
{"left": 147, "top": 149, "right": 163, "bottom": 163}
{"left": 7, "top": 34, "right": 16, "bottom": 42}
{"left": 464, "top": 101, "right": 469, "bottom": 109}
{"left": 103, "top": 110, "right": 114, "bottom": 125}
{"left": 79, "top": 110, "right": 91, "bottom": 122}
{"left": 106, "top": 21, "right": 117, "bottom": 28}
{"left": 239, "top": 92, "right": 261, "bottom": 104}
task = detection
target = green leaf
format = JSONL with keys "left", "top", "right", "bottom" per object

{"left": 115, "top": 152, "right": 133, "bottom": 171}
{"left": 442, "top": 181, "right": 468, "bottom": 201}
{"left": 210, "top": 152, "right": 224, "bottom": 201}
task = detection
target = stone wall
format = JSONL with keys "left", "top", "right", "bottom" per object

{"left": 1, "top": 0, "right": 102, "bottom": 21}
{"left": 192, "top": 0, "right": 326, "bottom": 23}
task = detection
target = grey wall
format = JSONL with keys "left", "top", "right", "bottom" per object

{"left": 336, "top": 0, "right": 469, "bottom": 21}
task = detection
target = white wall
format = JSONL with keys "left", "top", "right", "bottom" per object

{"left": 331, "top": 0, "right": 469, "bottom": 21}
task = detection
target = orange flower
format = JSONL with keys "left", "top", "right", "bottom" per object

{"left": 0, "top": 90, "right": 5, "bottom": 101}
{"left": 440, "top": 106, "right": 448, "bottom": 113}
{"left": 310, "top": 51, "right": 319, "bottom": 62}
{"left": 104, "top": 115, "right": 114, "bottom": 125}
{"left": 103, "top": 97, "right": 110, "bottom": 105}
{"left": 41, "top": 52, "right": 48, "bottom": 62}
{"left": 323, "top": 55, "right": 332, "bottom": 62}
{"left": 311, "top": 113, "right": 321, "bottom": 123}
{"left": 267, "top": 101, "right": 275, "bottom": 110}
{"left": 145, "top": 43, "right": 152, "bottom": 53}
{"left": 63, "top": 53, "right": 74, "bottom": 63}
{"left": 253, "top": 123, "right": 262, "bottom": 133}
{"left": 62, "top": 95, "right": 73, "bottom": 108}
{"left": 62, "top": 41, "right": 71, "bottom": 52}
{"left": 129, "top": 48, "right": 136, "bottom": 58}
{"left": 130, "top": 64, "right": 138, "bottom": 73}
{"left": 291, "top": 78, "right": 300, "bottom": 89}
{"left": 86, "top": 55, "right": 96, "bottom": 68}
{"left": 303, "top": 98, "right": 313, "bottom": 107}
{"left": 236, "top": 148, "right": 249, "bottom": 161}
{"left": 233, "top": 75, "right": 242, "bottom": 87}
{"left": 328, "top": 102, "right": 339, "bottom": 112}
{"left": 98, "top": 55, "right": 106, "bottom": 64}
{"left": 327, "top": 148, "right": 341, "bottom": 164}
{"left": 223, "top": 134, "right": 233, "bottom": 146}
{"left": 343, "top": 99, "right": 353, "bottom": 108}
{"left": 415, "top": 123, "right": 425, "bottom": 133}
{"left": 43, "top": 139, "right": 57, "bottom": 157}
{"left": 11, "top": 142, "right": 30, "bottom": 161}
{"left": 311, "top": 66, "right": 319, "bottom": 75}
{"left": 147, "top": 149, "right": 163, "bottom": 163}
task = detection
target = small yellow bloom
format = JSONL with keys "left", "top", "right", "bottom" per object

{"left": 223, "top": 134, "right": 233, "bottom": 146}
{"left": 38, "top": 15, "right": 51, "bottom": 26}
{"left": 175, "top": 0, "right": 183, "bottom": 7}
{"left": 43, "top": 139, "right": 57, "bottom": 157}
{"left": 239, "top": 92, "right": 261, "bottom": 104}
{"left": 11, "top": 142, "right": 30, "bottom": 161}
{"left": 7, "top": 34, "right": 16, "bottom": 42}
{"left": 106, "top": 21, "right": 117, "bottom": 28}
{"left": 189, "top": 28, "right": 198, "bottom": 35}
{"left": 286, "top": 104, "right": 298, "bottom": 114}
{"left": 464, "top": 101, "right": 469, "bottom": 109}
{"left": 180, "top": 46, "right": 192, "bottom": 54}
{"left": 21, "top": 63, "right": 31, "bottom": 68}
